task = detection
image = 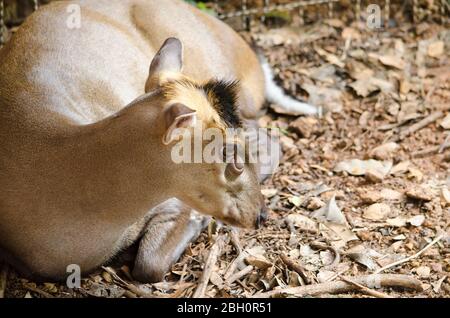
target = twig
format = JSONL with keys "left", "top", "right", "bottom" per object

{"left": 412, "top": 144, "right": 450, "bottom": 157}
{"left": 439, "top": 132, "right": 450, "bottom": 153}
{"left": 0, "top": 263, "right": 9, "bottom": 298}
{"left": 178, "top": 263, "right": 188, "bottom": 284}
{"left": 224, "top": 230, "right": 246, "bottom": 280}
{"left": 411, "top": 132, "right": 450, "bottom": 157}
{"left": 229, "top": 228, "right": 243, "bottom": 254}
{"left": 395, "top": 111, "right": 444, "bottom": 141}
{"left": 169, "top": 282, "right": 195, "bottom": 298}
{"left": 325, "top": 268, "right": 350, "bottom": 282}
{"left": 224, "top": 252, "right": 246, "bottom": 281}
{"left": 192, "top": 235, "right": 225, "bottom": 298}
{"left": 338, "top": 275, "right": 393, "bottom": 298}
{"left": 101, "top": 266, "right": 153, "bottom": 298}
{"left": 245, "top": 232, "right": 293, "bottom": 240}
{"left": 123, "top": 290, "right": 137, "bottom": 298}
{"left": 23, "top": 284, "right": 55, "bottom": 298}
{"left": 226, "top": 265, "right": 254, "bottom": 285}
{"left": 253, "top": 274, "right": 422, "bottom": 298}
{"left": 310, "top": 241, "right": 341, "bottom": 270}
{"left": 280, "top": 254, "right": 311, "bottom": 284}
{"left": 374, "top": 233, "right": 444, "bottom": 274}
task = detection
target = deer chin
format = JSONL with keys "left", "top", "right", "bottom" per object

{"left": 215, "top": 201, "right": 257, "bottom": 229}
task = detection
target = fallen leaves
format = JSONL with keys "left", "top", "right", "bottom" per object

{"left": 311, "top": 196, "right": 358, "bottom": 248}
{"left": 440, "top": 113, "right": 450, "bottom": 129}
{"left": 427, "top": 41, "right": 444, "bottom": 58}
{"left": 378, "top": 54, "right": 407, "bottom": 70}
{"left": 369, "top": 142, "right": 400, "bottom": 160}
{"left": 406, "top": 186, "right": 435, "bottom": 201}
{"left": 363, "top": 203, "right": 391, "bottom": 221}
{"left": 334, "top": 159, "right": 392, "bottom": 177}
{"left": 349, "top": 77, "right": 395, "bottom": 98}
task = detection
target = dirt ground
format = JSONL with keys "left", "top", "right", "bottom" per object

{"left": 1, "top": 8, "right": 449, "bottom": 299}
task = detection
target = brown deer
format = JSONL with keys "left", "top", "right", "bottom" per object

{"left": 0, "top": 0, "right": 317, "bottom": 283}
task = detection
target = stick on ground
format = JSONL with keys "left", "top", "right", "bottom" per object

{"left": 396, "top": 111, "right": 444, "bottom": 141}
{"left": 280, "top": 254, "right": 311, "bottom": 285}
{"left": 24, "top": 284, "right": 55, "bottom": 298}
{"left": 226, "top": 265, "right": 253, "bottom": 285}
{"left": 374, "top": 233, "right": 444, "bottom": 274}
{"left": 192, "top": 235, "right": 225, "bottom": 298}
{"left": 338, "top": 275, "right": 392, "bottom": 298}
{"left": 253, "top": 274, "right": 422, "bottom": 298}
{"left": 102, "top": 266, "right": 153, "bottom": 298}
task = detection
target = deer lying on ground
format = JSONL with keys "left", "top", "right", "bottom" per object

{"left": 0, "top": 0, "right": 317, "bottom": 283}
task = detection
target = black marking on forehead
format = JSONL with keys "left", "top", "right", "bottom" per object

{"left": 202, "top": 79, "right": 242, "bottom": 128}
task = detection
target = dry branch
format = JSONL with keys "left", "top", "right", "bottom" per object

{"left": 229, "top": 228, "right": 243, "bottom": 254}
{"left": 23, "top": 284, "right": 55, "bottom": 298}
{"left": 102, "top": 266, "right": 153, "bottom": 298}
{"left": 226, "top": 265, "right": 254, "bottom": 285}
{"left": 396, "top": 111, "right": 444, "bottom": 141}
{"left": 192, "top": 235, "right": 226, "bottom": 298}
{"left": 253, "top": 274, "right": 422, "bottom": 298}
{"left": 374, "top": 233, "right": 444, "bottom": 274}
{"left": 224, "top": 230, "right": 246, "bottom": 280}
{"left": 338, "top": 275, "right": 392, "bottom": 298}
{"left": 280, "top": 254, "right": 312, "bottom": 284}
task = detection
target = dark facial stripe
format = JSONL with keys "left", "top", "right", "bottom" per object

{"left": 202, "top": 79, "right": 242, "bottom": 128}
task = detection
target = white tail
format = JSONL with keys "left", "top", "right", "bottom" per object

{"left": 260, "top": 56, "right": 319, "bottom": 116}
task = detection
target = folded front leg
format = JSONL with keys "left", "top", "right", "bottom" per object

{"left": 132, "top": 199, "right": 209, "bottom": 283}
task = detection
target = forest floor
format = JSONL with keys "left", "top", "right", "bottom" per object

{"left": 1, "top": 17, "right": 449, "bottom": 298}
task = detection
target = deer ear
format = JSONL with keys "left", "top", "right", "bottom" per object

{"left": 163, "top": 103, "right": 196, "bottom": 145}
{"left": 145, "top": 37, "right": 183, "bottom": 93}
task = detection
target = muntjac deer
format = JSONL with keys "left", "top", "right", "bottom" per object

{"left": 0, "top": 0, "right": 317, "bottom": 283}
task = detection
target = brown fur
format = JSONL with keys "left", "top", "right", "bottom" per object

{"left": 0, "top": 0, "right": 267, "bottom": 281}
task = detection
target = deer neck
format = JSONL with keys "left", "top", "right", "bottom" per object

{"left": 46, "top": 97, "right": 175, "bottom": 226}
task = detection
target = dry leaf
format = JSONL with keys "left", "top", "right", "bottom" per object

{"left": 311, "top": 195, "right": 346, "bottom": 224}
{"left": 334, "top": 159, "right": 392, "bottom": 177}
{"left": 415, "top": 266, "right": 431, "bottom": 278}
{"left": 302, "top": 83, "right": 343, "bottom": 113}
{"left": 441, "top": 187, "right": 450, "bottom": 205}
{"left": 440, "top": 114, "right": 450, "bottom": 129}
{"left": 347, "top": 252, "right": 380, "bottom": 271}
{"left": 363, "top": 203, "right": 391, "bottom": 221}
{"left": 432, "top": 276, "right": 447, "bottom": 293}
{"left": 427, "top": 41, "right": 444, "bottom": 58}
{"left": 408, "top": 215, "right": 425, "bottom": 227}
{"left": 369, "top": 142, "right": 400, "bottom": 160}
{"left": 393, "top": 234, "right": 406, "bottom": 241}
{"left": 378, "top": 55, "right": 406, "bottom": 69}
{"left": 286, "top": 214, "right": 318, "bottom": 232}
{"left": 349, "top": 77, "right": 395, "bottom": 97}
{"left": 391, "top": 161, "right": 411, "bottom": 175}
{"left": 387, "top": 216, "right": 408, "bottom": 227}
{"left": 245, "top": 256, "right": 272, "bottom": 270}
{"left": 315, "top": 46, "right": 345, "bottom": 68}
{"left": 406, "top": 186, "right": 435, "bottom": 201}
{"left": 288, "top": 196, "right": 302, "bottom": 207}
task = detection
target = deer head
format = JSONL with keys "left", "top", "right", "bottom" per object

{"left": 136, "top": 38, "right": 267, "bottom": 229}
